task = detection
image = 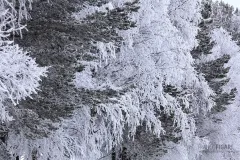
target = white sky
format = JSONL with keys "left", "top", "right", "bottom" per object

{"left": 220, "top": 0, "right": 240, "bottom": 8}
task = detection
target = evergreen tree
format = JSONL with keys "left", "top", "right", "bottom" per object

{"left": 2, "top": 0, "right": 240, "bottom": 159}
{"left": 191, "top": 1, "right": 214, "bottom": 59}
{"left": 211, "top": 1, "right": 234, "bottom": 29}
{"left": 6, "top": 0, "right": 141, "bottom": 159}
{"left": 199, "top": 55, "right": 237, "bottom": 112}
{"left": 191, "top": 1, "right": 236, "bottom": 113}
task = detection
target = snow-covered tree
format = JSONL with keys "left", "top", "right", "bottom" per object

{"left": 196, "top": 28, "right": 240, "bottom": 160}
{"left": 0, "top": 0, "right": 47, "bottom": 121}
{"left": 4, "top": 0, "right": 240, "bottom": 160}
{"left": 192, "top": 1, "right": 236, "bottom": 113}
{"left": 72, "top": 0, "right": 214, "bottom": 159}
{"left": 0, "top": 0, "right": 47, "bottom": 159}
{"left": 211, "top": 0, "right": 234, "bottom": 29}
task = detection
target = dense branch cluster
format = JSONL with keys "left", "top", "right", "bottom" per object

{"left": 1, "top": 0, "right": 240, "bottom": 160}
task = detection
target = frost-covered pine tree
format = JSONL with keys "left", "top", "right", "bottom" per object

{"left": 192, "top": 0, "right": 236, "bottom": 113}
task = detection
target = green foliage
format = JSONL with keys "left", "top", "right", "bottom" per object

{"left": 191, "top": 1, "right": 213, "bottom": 59}
{"left": 192, "top": 2, "right": 236, "bottom": 113}
{"left": 199, "top": 55, "right": 237, "bottom": 113}
{"left": 163, "top": 84, "right": 181, "bottom": 97}
{"left": 212, "top": 88, "right": 237, "bottom": 113}
{"left": 9, "top": 0, "right": 139, "bottom": 140}
{"left": 201, "top": 1, "right": 212, "bottom": 19}
{"left": 82, "top": 0, "right": 139, "bottom": 46}
{"left": 199, "top": 55, "right": 231, "bottom": 82}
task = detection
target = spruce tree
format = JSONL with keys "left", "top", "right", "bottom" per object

{"left": 191, "top": 1, "right": 236, "bottom": 113}
{"left": 191, "top": 1, "right": 214, "bottom": 59}
{"left": 199, "top": 55, "right": 237, "bottom": 112}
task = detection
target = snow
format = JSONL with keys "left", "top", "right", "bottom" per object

{"left": 3, "top": 0, "right": 240, "bottom": 159}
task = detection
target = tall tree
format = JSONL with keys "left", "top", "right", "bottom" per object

{"left": 191, "top": 0, "right": 236, "bottom": 113}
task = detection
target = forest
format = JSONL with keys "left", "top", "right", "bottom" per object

{"left": 0, "top": 0, "right": 240, "bottom": 159}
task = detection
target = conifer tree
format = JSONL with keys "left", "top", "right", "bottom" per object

{"left": 191, "top": 1, "right": 213, "bottom": 59}
{"left": 192, "top": 1, "right": 236, "bottom": 113}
